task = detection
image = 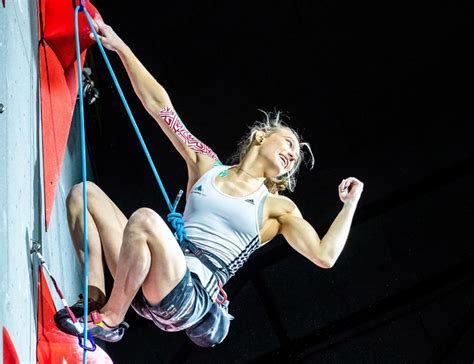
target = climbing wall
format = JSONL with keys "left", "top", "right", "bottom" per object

{"left": 0, "top": 0, "right": 98, "bottom": 361}
{"left": 0, "top": 0, "right": 42, "bottom": 361}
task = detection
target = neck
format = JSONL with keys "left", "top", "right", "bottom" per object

{"left": 231, "top": 164, "right": 265, "bottom": 184}
{"left": 236, "top": 166, "right": 259, "bottom": 180}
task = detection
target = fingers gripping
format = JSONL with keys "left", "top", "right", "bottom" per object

{"left": 338, "top": 177, "right": 364, "bottom": 203}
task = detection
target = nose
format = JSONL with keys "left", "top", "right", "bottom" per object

{"left": 286, "top": 150, "right": 297, "bottom": 162}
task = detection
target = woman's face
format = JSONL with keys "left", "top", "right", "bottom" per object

{"left": 259, "top": 128, "right": 299, "bottom": 177}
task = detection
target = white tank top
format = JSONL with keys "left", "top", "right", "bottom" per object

{"left": 183, "top": 165, "right": 268, "bottom": 299}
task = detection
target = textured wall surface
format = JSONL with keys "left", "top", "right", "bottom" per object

{"left": 0, "top": 1, "right": 92, "bottom": 361}
{"left": 0, "top": 0, "right": 41, "bottom": 361}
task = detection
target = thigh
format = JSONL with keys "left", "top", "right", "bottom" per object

{"left": 125, "top": 208, "right": 188, "bottom": 305}
{"left": 81, "top": 182, "right": 128, "bottom": 277}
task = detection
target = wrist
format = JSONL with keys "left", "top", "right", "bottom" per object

{"left": 115, "top": 42, "right": 130, "bottom": 56}
{"left": 342, "top": 199, "right": 358, "bottom": 210}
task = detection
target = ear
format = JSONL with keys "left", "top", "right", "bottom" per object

{"left": 254, "top": 131, "right": 265, "bottom": 144}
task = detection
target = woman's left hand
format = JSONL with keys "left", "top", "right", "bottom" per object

{"left": 338, "top": 177, "right": 364, "bottom": 204}
{"left": 89, "top": 18, "right": 127, "bottom": 53}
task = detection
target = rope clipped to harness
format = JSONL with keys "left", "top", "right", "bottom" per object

{"left": 167, "top": 212, "right": 188, "bottom": 249}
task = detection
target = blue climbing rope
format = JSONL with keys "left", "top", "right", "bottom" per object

{"left": 72, "top": 12, "right": 231, "bottom": 357}
{"left": 74, "top": 4, "right": 96, "bottom": 363}
{"left": 81, "top": 8, "right": 189, "bottom": 244}
{"left": 82, "top": 10, "right": 178, "bottom": 211}
{"left": 73, "top": 7, "right": 192, "bottom": 360}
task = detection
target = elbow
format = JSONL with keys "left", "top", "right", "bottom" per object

{"left": 314, "top": 256, "right": 335, "bottom": 269}
{"left": 144, "top": 99, "right": 165, "bottom": 114}
{"left": 143, "top": 92, "right": 172, "bottom": 114}
{"left": 320, "top": 260, "right": 335, "bottom": 269}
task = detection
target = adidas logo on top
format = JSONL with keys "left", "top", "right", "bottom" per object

{"left": 245, "top": 199, "right": 254, "bottom": 205}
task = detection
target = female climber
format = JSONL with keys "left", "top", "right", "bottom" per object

{"left": 55, "top": 17, "right": 364, "bottom": 347}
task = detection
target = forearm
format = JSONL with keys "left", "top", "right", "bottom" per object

{"left": 320, "top": 201, "right": 358, "bottom": 265}
{"left": 116, "top": 45, "right": 171, "bottom": 109}
{"left": 115, "top": 45, "right": 218, "bottom": 163}
{"left": 281, "top": 178, "right": 363, "bottom": 269}
{"left": 91, "top": 20, "right": 219, "bottom": 164}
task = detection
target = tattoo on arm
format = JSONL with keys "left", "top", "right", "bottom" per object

{"left": 159, "top": 106, "right": 218, "bottom": 160}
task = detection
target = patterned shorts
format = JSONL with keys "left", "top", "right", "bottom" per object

{"left": 131, "top": 268, "right": 233, "bottom": 347}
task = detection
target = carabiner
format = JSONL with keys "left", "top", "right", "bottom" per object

{"left": 77, "top": 332, "right": 97, "bottom": 352}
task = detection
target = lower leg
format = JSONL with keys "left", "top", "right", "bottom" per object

{"left": 66, "top": 182, "right": 128, "bottom": 305}
{"left": 68, "top": 197, "right": 107, "bottom": 305}
{"left": 99, "top": 226, "right": 152, "bottom": 325}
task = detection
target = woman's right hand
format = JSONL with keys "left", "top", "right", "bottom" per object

{"left": 89, "top": 18, "right": 126, "bottom": 52}
{"left": 338, "top": 177, "right": 364, "bottom": 205}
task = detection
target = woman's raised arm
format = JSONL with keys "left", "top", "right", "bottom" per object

{"left": 90, "top": 18, "right": 219, "bottom": 175}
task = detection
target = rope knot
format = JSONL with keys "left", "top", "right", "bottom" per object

{"left": 167, "top": 212, "right": 188, "bottom": 247}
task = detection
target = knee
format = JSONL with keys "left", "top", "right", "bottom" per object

{"left": 126, "top": 209, "right": 178, "bottom": 255}
{"left": 66, "top": 181, "right": 101, "bottom": 211}
{"left": 127, "top": 208, "right": 167, "bottom": 234}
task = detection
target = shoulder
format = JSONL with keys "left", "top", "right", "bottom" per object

{"left": 260, "top": 192, "right": 304, "bottom": 244}
{"left": 194, "top": 159, "right": 226, "bottom": 178}
{"left": 187, "top": 160, "right": 226, "bottom": 191}
{"left": 266, "top": 193, "right": 302, "bottom": 219}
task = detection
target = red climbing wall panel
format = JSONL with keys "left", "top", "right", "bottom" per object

{"left": 38, "top": 0, "right": 101, "bottom": 229}
{"left": 2, "top": 327, "right": 20, "bottom": 364}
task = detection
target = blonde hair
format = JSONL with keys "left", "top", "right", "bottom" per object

{"left": 228, "top": 110, "right": 315, "bottom": 194}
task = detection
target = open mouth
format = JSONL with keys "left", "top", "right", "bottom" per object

{"left": 279, "top": 154, "right": 288, "bottom": 169}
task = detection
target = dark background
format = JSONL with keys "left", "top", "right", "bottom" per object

{"left": 82, "top": 1, "right": 474, "bottom": 363}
